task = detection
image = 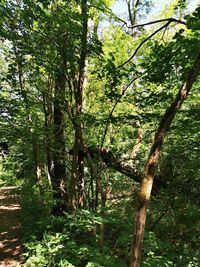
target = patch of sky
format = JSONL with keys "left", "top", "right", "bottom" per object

{"left": 112, "top": 0, "right": 199, "bottom": 21}
{"left": 98, "top": 0, "right": 199, "bottom": 34}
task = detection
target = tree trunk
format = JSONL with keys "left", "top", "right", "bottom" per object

{"left": 42, "top": 76, "right": 54, "bottom": 186}
{"left": 52, "top": 71, "right": 68, "bottom": 214}
{"left": 71, "top": 0, "right": 88, "bottom": 210}
{"left": 32, "top": 135, "right": 44, "bottom": 196}
{"left": 130, "top": 52, "right": 200, "bottom": 267}
{"left": 71, "top": 126, "right": 84, "bottom": 210}
{"left": 127, "top": 0, "right": 140, "bottom": 36}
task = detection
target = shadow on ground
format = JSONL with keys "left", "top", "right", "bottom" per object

{"left": 0, "top": 187, "right": 22, "bottom": 267}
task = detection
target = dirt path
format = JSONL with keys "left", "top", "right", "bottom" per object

{"left": 0, "top": 187, "right": 22, "bottom": 267}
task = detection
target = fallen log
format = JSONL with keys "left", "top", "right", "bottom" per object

{"left": 68, "top": 146, "right": 167, "bottom": 191}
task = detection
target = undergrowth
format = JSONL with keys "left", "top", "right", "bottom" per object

{"left": 20, "top": 184, "right": 200, "bottom": 267}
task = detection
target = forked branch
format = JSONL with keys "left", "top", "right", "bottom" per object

{"left": 118, "top": 18, "right": 186, "bottom": 68}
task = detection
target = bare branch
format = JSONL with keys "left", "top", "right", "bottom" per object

{"left": 118, "top": 18, "right": 186, "bottom": 68}
{"left": 127, "top": 17, "right": 186, "bottom": 29}
{"left": 118, "top": 21, "right": 171, "bottom": 68}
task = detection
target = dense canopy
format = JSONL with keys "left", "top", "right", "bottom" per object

{"left": 0, "top": 0, "right": 200, "bottom": 266}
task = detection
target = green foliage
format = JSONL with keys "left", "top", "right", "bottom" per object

{"left": 0, "top": 159, "right": 15, "bottom": 186}
{"left": 185, "top": 6, "right": 200, "bottom": 31}
{"left": 22, "top": 208, "right": 131, "bottom": 267}
{"left": 140, "top": 6, "right": 200, "bottom": 86}
{"left": 1, "top": 0, "right": 200, "bottom": 267}
{"left": 22, "top": 189, "right": 200, "bottom": 267}
{"left": 142, "top": 229, "right": 200, "bottom": 267}
{"left": 20, "top": 180, "right": 52, "bottom": 239}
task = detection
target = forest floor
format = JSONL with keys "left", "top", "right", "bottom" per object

{"left": 0, "top": 186, "right": 22, "bottom": 267}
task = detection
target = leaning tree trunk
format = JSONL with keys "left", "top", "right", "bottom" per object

{"left": 130, "top": 52, "right": 200, "bottom": 267}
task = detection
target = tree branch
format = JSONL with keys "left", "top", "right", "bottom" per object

{"left": 68, "top": 146, "right": 167, "bottom": 191}
{"left": 118, "top": 18, "right": 186, "bottom": 68}
{"left": 101, "top": 74, "right": 142, "bottom": 148}
{"left": 127, "top": 17, "right": 186, "bottom": 29}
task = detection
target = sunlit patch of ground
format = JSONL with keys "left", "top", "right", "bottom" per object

{"left": 0, "top": 187, "right": 22, "bottom": 267}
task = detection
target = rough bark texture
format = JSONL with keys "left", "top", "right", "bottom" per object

{"left": 130, "top": 52, "right": 200, "bottom": 267}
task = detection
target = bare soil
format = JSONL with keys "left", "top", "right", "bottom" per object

{"left": 0, "top": 187, "right": 22, "bottom": 267}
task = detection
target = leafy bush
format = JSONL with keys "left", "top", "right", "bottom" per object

{"left": 22, "top": 209, "right": 130, "bottom": 267}
{"left": 21, "top": 188, "right": 200, "bottom": 267}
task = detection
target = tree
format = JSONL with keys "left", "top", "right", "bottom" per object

{"left": 130, "top": 52, "right": 200, "bottom": 267}
{"left": 129, "top": 6, "right": 200, "bottom": 266}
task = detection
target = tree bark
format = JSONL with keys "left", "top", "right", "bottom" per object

{"left": 126, "top": 0, "right": 140, "bottom": 35}
{"left": 52, "top": 71, "right": 68, "bottom": 214}
{"left": 71, "top": 0, "right": 88, "bottom": 210}
{"left": 69, "top": 146, "right": 167, "bottom": 191}
{"left": 130, "top": 52, "right": 200, "bottom": 267}
{"left": 71, "top": 126, "right": 85, "bottom": 210}
{"left": 42, "top": 76, "right": 54, "bottom": 186}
